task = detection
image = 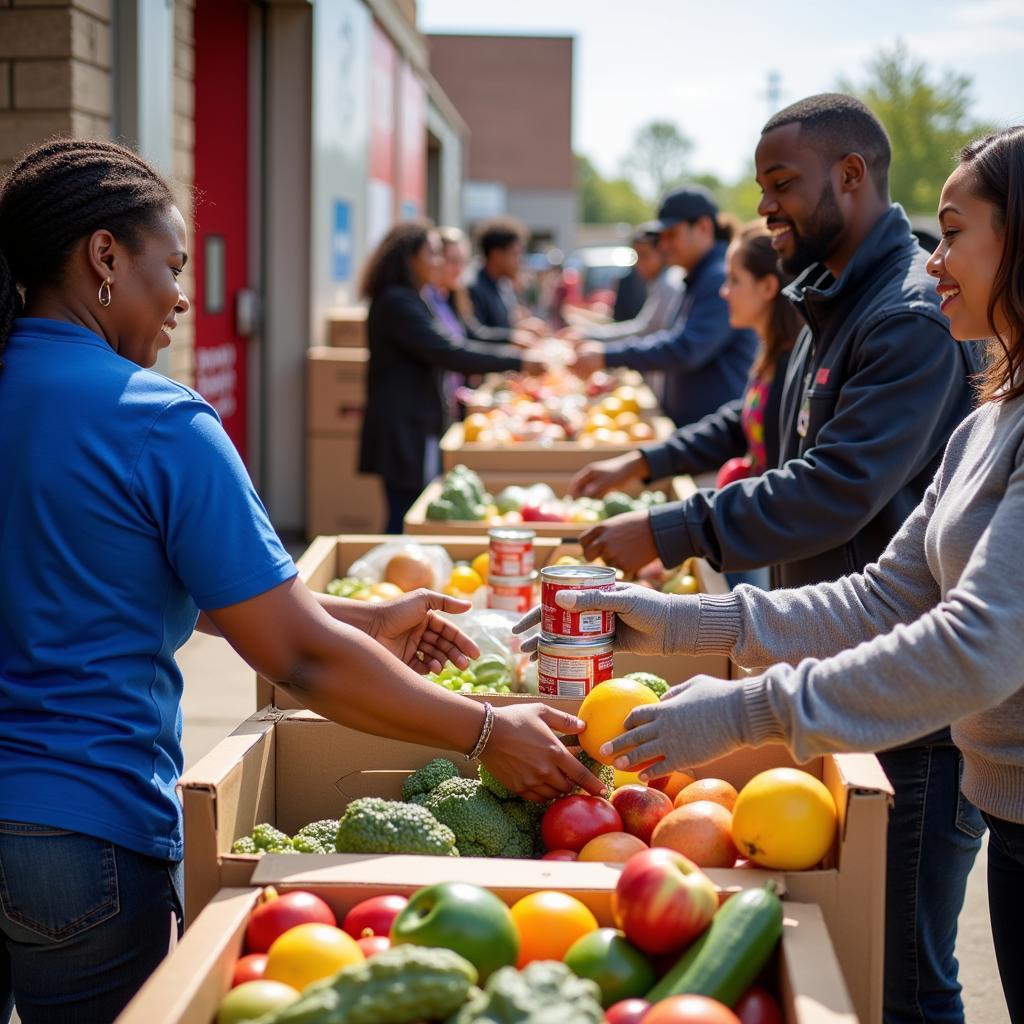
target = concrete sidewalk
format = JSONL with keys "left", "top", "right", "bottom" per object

{"left": 177, "top": 630, "right": 1008, "bottom": 1022}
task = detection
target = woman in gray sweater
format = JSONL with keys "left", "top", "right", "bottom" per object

{"left": 526, "top": 126, "right": 1024, "bottom": 1020}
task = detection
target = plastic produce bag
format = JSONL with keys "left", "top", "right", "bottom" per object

{"left": 346, "top": 542, "right": 454, "bottom": 592}
{"left": 435, "top": 608, "right": 534, "bottom": 691}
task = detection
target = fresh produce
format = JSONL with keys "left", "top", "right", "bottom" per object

{"left": 402, "top": 758, "right": 461, "bottom": 804}
{"left": 578, "top": 678, "right": 660, "bottom": 766}
{"left": 447, "top": 960, "right": 604, "bottom": 1024}
{"left": 541, "top": 794, "right": 623, "bottom": 853}
{"left": 390, "top": 882, "right": 519, "bottom": 982}
{"left": 324, "top": 578, "right": 404, "bottom": 602}
{"left": 576, "top": 831, "right": 648, "bottom": 862}
{"left": 245, "top": 890, "right": 337, "bottom": 953}
{"left": 291, "top": 819, "right": 342, "bottom": 854}
{"left": 641, "top": 995, "right": 741, "bottom": 1024}
{"left": 624, "top": 671, "right": 669, "bottom": 698}
{"left": 651, "top": 802, "right": 738, "bottom": 869}
{"left": 424, "top": 777, "right": 534, "bottom": 858}
{"left": 509, "top": 890, "right": 599, "bottom": 965}
{"left": 342, "top": 895, "right": 408, "bottom": 939}
{"left": 426, "top": 465, "right": 489, "bottom": 521}
{"left": 541, "top": 849, "right": 577, "bottom": 861}
{"left": 612, "top": 848, "right": 718, "bottom": 955}
{"left": 646, "top": 883, "right": 783, "bottom": 1005}
{"left": 730, "top": 768, "right": 838, "bottom": 870}
{"left": 660, "top": 570, "right": 701, "bottom": 596}
{"left": 258, "top": 944, "right": 478, "bottom": 1024}
{"left": 334, "top": 797, "right": 459, "bottom": 857}
{"left": 733, "top": 986, "right": 785, "bottom": 1024}
{"left": 263, "top": 922, "right": 364, "bottom": 991}
{"left": 604, "top": 998, "right": 653, "bottom": 1024}
{"left": 216, "top": 980, "right": 298, "bottom": 1024}
{"left": 648, "top": 771, "right": 697, "bottom": 801}
{"left": 231, "top": 953, "right": 267, "bottom": 987}
{"left": 233, "top": 822, "right": 293, "bottom": 855}
{"left": 563, "top": 928, "right": 656, "bottom": 1007}
{"left": 609, "top": 784, "right": 674, "bottom": 845}
{"left": 426, "top": 653, "right": 514, "bottom": 695}
{"left": 357, "top": 935, "right": 391, "bottom": 958}
{"left": 384, "top": 551, "right": 434, "bottom": 592}
{"left": 450, "top": 564, "right": 485, "bottom": 593}
{"left": 674, "top": 780, "right": 738, "bottom": 812}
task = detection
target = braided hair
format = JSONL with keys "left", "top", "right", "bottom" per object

{"left": 0, "top": 138, "right": 176, "bottom": 370}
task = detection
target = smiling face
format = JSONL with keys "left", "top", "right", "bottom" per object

{"left": 755, "top": 123, "right": 847, "bottom": 276}
{"left": 720, "top": 242, "right": 778, "bottom": 334}
{"left": 409, "top": 230, "right": 442, "bottom": 290}
{"left": 659, "top": 218, "right": 713, "bottom": 272}
{"left": 439, "top": 238, "right": 469, "bottom": 292}
{"left": 927, "top": 163, "right": 1007, "bottom": 342}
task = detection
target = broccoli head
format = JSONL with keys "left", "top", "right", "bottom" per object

{"left": 424, "top": 778, "right": 532, "bottom": 858}
{"left": 335, "top": 798, "right": 459, "bottom": 857}
{"left": 403, "top": 758, "right": 461, "bottom": 804}
{"left": 567, "top": 746, "right": 616, "bottom": 794}
{"left": 231, "top": 835, "right": 258, "bottom": 855}
{"left": 477, "top": 762, "right": 512, "bottom": 800}
{"left": 625, "top": 671, "right": 669, "bottom": 699}
{"left": 251, "top": 823, "right": 293, "bottom": 853}
{"left": 292, "top": 819, "right": 340, "bottom": 854}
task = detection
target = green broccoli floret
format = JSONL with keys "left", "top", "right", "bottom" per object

{"left": 334, "top": 798, "right": 459, "bottom": 857}
{"left": 403, "top": 758, "right": 461, "bottom": 804}
{"left": 477, "top": 762, "right": 512, "bottom": 800}
{"left": 567, "top": 746, "right": 616, "bottom": 793}
{"left": 290, "top": 819, "right": 340, "bottom": 854}
{"left": 625, "top": 670, "right": 669, "bottom": 698}
{"left": 251, "top": 823, "right": 293, "bottom": 852}
{"left": 231, "top": 835, "right": 257, "bottom": 855}
{"left": 425, "top": 778, "right": 531, "bottom": 858}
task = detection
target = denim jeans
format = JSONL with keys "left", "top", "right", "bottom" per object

{"left": 878, "top": 744, "right": 985, "bottom": 1024}
{"left": 0, "top": 822, "right": 183, "bottom": 1024}
{"left": 982, "top": 812, "right": 1024, "bottom": 1023}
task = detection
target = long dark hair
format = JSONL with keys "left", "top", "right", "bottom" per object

{"left": 0, "top": 138, "right": 176, "bottom": 371}
{"left": 958, "top": 126, "right": 1024, "bottom": 403}
{"left": 359, "top": 219, "right": 433, "bottom": 300}
{"left": 732, "top": 223, "right": 803, "bottom": 377}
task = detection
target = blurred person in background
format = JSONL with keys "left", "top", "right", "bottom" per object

{"left": 568, "top": 186, "right": 758, "bottom": 429}
{"left": 610, "top": 259, "right": 648, "bottom": 322}
{"left": 468, "top": 216, "right": 547, "bottom": 337}
{"left": 358, "top": 221, "right": 542, "bottom": 533}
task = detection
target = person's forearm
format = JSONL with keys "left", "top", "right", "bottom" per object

{"left": 315, "top": 593, "right": 375, "bottom": 633}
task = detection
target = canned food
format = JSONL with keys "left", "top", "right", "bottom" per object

{"left": 487, "top": 574, "right": 535, "bottom": 614}
{"left": 488, "top": 527, "right": 536, "bottom": 578}
{"left": 540, "top": 564, "right": 616, "bottom": 641}
{"left": 537, "top": 636, "right": 614, "bottom": 698}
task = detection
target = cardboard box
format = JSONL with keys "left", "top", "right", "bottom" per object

{"left": 179, "top": 707, "right": 889, "bottom": 1021}
{"left": 325, "top": 306, "right": 367, "bottom": 348}
{"left": 404, "top": 472, "right": 696, "bottom": 537}
{"left": 306, "top": 436, "right": 385, "bottom": 538}
{"left": 307, "top": 347, "right": 368, "bottom": 437}
{"left": 440, "top": 415, "right": 677, "bottom": 474}
{"left": 119, "top": 883, "right": 857, "bottom": 1024}
{"left": 464, "top": 370, "right": 661, "bottom": 414}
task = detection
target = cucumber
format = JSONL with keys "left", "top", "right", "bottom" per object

{"left": 645, "top": 881, "right": 783, "bottom": 1005}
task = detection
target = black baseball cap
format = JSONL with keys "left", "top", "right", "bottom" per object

{"left": 650, "top": 185, "right": 719, "bottom": 231}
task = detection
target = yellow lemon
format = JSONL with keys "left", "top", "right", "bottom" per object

{"left": 578, "top": 678, "right": 659, "bottom": 765}
{"left": 471, "top": 552, "right": 489, "bottom": 579}
{"left": 450, "top": 566, "right": 484, "bottom": 593}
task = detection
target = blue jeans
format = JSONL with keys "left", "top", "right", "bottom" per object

{"left": 0, "top": 822, "right": 183, "bottom": 1024}
{"left": 982, "top": 812, "right": 1024, "bottom": 1022}
{"left": 879, "top": 744, "right": 985, "bottom": 1024}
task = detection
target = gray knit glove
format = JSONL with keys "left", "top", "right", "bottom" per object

{"left": 512, "top": 583, "right": 701, "bottom": 656}
{"left": 602, "top": 675, "right": 756, "bottom": 774}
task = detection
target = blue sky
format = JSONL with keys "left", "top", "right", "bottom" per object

{"left": 419, "top": 0, "right": 1024, "bottom": 186}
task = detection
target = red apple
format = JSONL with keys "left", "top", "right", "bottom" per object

{"left": 342, "top": 895, "right": 408, "bottom": 939}
{"left": 610, "top": 785, "right": 674, "bottom": 845}
{"left": 541, "top": 849, "right": 578, "bottom": 861}
{"left": 605, "top": 998, "right": 651, "bottom": 1024}
{"left": 611, "top": 848, "right": 717, "bottom": 955}
{"left": 541, "top": 795, "right": 623, "bottom": 853}
{"left": 245, "top": 891, "right": 336, "bottom": 953}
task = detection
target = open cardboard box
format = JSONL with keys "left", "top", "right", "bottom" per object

{"left": 179, "top": 706, "right": 889, "bottom": 1022}
{"left": 440, "top": 415, "right": 676, "bottom": 474}
{"left": 404, "top": 473, "right": 696, "bottom": 537}
{"left": 119, "top": 879, "right": 857, "bottom": 1024}
{"left": 461, "top": 369, "right": 661, "bottom": 415}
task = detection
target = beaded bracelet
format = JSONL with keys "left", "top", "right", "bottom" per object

{"left": 466, "top": 701, "right": 495, "bottom": 761}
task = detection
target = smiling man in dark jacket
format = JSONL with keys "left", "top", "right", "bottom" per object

{"left": 573, "top": 95, "right": 982, "bottom": 1023}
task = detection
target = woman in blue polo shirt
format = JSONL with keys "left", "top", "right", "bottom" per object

{"left": 0, "top": 140, "right": 598, "bottom": 1023}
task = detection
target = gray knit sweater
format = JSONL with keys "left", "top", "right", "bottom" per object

{"left": 696, "top": 396, "right": 1024, "bottom": 823}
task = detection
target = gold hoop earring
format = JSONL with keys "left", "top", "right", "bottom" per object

{"left": 98, "top": 277, "right": 112, "bottom": 307}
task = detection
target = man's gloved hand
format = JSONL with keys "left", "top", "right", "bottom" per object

{"left": 601, "top": 675, "right": 755, "bottom": 777}
{"left": 512, "top": 583, "right": 701, "bottom": 657}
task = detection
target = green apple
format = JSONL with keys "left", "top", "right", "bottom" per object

{"left": 216, "top": 980, "right": 298, "bottom": 1024}
{"left": 390, "top": 882, "right": 518, "bottom": 981}
{"left": 563, "top": 927, "right": 655, "bottom": 1008}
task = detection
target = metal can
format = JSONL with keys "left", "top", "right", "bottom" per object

{"left": 487, "top": 574, "right": 535, "bottom": 614}
{"left": 537, "top": 636, "right": 614, "bottom": 698}
{"left": 488, "top": 526, "right": 535, "bottom": 578}
{"left": 540, "top": 564, "right": 616, "bottom": 641}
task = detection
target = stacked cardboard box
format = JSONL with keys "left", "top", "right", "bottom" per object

{"left": 325, "top": 306, "right": 367, "bottom": 348}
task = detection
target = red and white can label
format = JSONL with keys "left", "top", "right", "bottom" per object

{"left": 487, "top": 576, "right": 534, "bottom": 614}
{"left": 489, "top": 528, "right": 535, "bottom": 578}
{"left": 538, "top": 642, "right": 614, "bottom": 698}
{"left": 540, "top": 565, "right": 616, "bottom": 640}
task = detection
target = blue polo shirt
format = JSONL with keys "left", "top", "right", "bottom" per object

{"left": 0, "top": 318, "right": 297, "bottom": 860}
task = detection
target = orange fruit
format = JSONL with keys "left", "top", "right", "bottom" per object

{"left": 675, "top": 778, "right": 738, "bottom": 812}
{"left": 651, "top": 801, "right": 738, "bottom": 869}
{"left": 612, "top": 768, "right": 644, "bottom": 789}
{"left": 471, "top": 552, "right": 489, "bottom": 579}
{"left": 648, "top": 770, "right": 696, "bottom": 801}
{"left": 264, "top": 923, "right": 363, "bottom": 991}
{"left": 731, "top": 767, "right": 838, "bottom": 870}
{"left": 576, "top": 831, "right": 648, "bottom": 862}
{"left": 578, "top": 678, "right": 659, "bottom": 766}
{"left": 509, "top": 891, "right": 598, "bottom": 966}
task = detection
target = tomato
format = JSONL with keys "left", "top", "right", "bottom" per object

{"left": 264, "top": 923, "right": 364, "bottom": 991}
{"left": 642, "top": 994, "right": 741, "bottom": 1024}
{"left": 230, "top": 953, "right": 267, "bottom": 987}
{"left": 734, "top": 986, "right": 785, "bottom": 1024}
{"left": 509, "top": 890, "right": 598, "bottom": 966}
{"left": 245, "top": 891, "right": 336, "bottom": 953}
{"left": 604, "top": 998, "right": 651, "bottom": 1024}
{"left": 356, "top": 935, "right": 391, "bottom": 959}
{"left": 342, "top": 895, "right": 408, "bottom": 939}
{"left": 541, "top": 795, "right": 622, "bottom": 853}
{"left": 578, "top": 678, "right": 659, "bottom": 765}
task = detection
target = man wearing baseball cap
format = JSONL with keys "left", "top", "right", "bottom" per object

{"left": 569, "top": 185, "right": 757, "bottom": 428}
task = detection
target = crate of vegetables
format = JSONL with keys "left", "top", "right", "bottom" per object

{"left": 119, "top": 868, "right": 858, "bottom": 1024}
{"left": 179, "top": 698, "right": 888, "bottom": 1022}
{"left": 404, "top": 464, "right": 695, "bottom": 537}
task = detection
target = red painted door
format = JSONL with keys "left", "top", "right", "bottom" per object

{"left": 193, "top": 0, "right": 251, "bottom": 461}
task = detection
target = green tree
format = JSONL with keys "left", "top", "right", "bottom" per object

{"left": 621, "top": 120, "right": 694, "bottom": 201}
{"left": 576, "top": 154, "right": 652, "bottom": 225}
{"left": 840, "top": 41, "right": 994, "bottom": 214}
{"left": 690, "top": 170, "right": 763, "bottom": 224}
